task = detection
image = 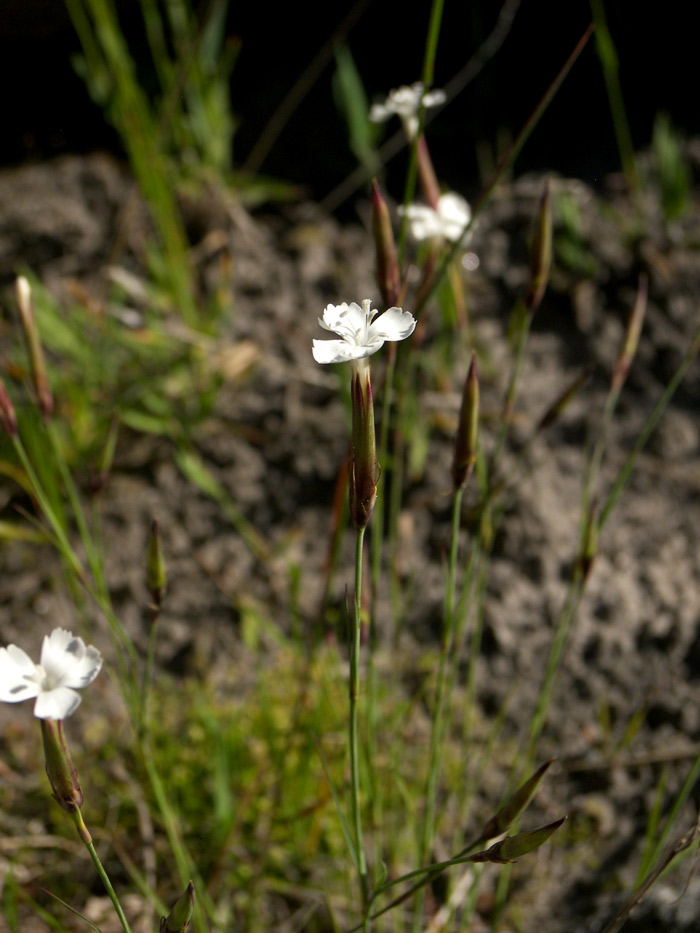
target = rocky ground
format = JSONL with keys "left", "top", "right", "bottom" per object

{"left": 2, "top": 147, "right": 700, "bottom": 932}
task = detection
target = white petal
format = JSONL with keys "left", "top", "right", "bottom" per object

{"left": 40, "top": 628, "right": 102, "bottom": 690}
{"left": 437, "top": 193, "right": 471, "bottom": 241}
{"left": 423, "top": 88, "right": 446, "bottom": 108}
{"left": 401, "top": 204, "right": 441, "bottom": 241}
{"left": 367, "top": 307, "right": 417, "bottom": 343}
{"left": 369, "top": 103, "right": 391, "bottom": 123}
{"left": 319, "top": 302, "right": 364, "bottom": 334}
{"left": 41, "top": 629, "right": 85, "bottom": 686}
{"left": 313, "top": 339, "right": 379, "bottom": 364}
{"left": 34, "top": 687, "right": 82, "bottom": 720}
{"left": 0, "top": 646, "right": 40, "bottom": 703}
{"left": 63, "top": 645, "right": 102, "bottom": 690}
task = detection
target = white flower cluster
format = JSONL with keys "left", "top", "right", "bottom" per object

{"left": 400, "top": 192, "right": 472, "bottom": 244}
{"left": 369, "top": 82, "right": 446, "bottom": 139}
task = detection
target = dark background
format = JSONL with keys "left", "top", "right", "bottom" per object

{"left": 0, "top": 0, "right": 695, "bottom": 207}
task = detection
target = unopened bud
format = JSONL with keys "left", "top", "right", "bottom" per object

{"left": 15, "top": 276, "right": 53, "bottom": 420}
{"left": 611, "top": 275, "right": 647, "bottom": 395}
{"left": 160, "top": 881, "right": 195, "bottom": 932}
{"left": 0, "top": 378, "right": 18, "bottom": 438}
{"left": 524, "top": 180, "right": 552, "bottom": 314}
{"left": 576, "top": 502, "right": 598, "bottom": 582}
{"left": 40, "top": 719, "right": 84, "bottom": 814}
{"left": 416, "top": 136, "right": 441, "bottom": 211}
{"left": 146, "top": 518, "right": 167, "bottom": 610}
{"left": 452, "top": 353, "right": 479, "bottom": 490}
{"left": 349, "top": 365, "right": 378, "bottom": 529}
{"left": 371, "top": 179, "right": 400, "bottom": 309}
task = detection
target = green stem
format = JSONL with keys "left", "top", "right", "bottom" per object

{"left": 72, "top": 809, "right": 133, "bottom": 933}
{"left": 350, "top": 525, "right": 370, "bottom": 922}
{"left": 491, "top": 303, "right": 532, "bottom": 472}
{"left": 412, "top": 486, "right": 463, "bottom": 930}
{"left": 139, "top": 608, "right": 160, "bottom": 737}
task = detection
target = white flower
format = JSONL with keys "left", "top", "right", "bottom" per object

{"left": 369, "top": 82, "right": 446, "bottom": 139}
{"left": 312, "top": 299, "right": 416, "bottom": 365}
{"left": 400, "top": 192, "right": 472, "bottom": 244}
{"left": 0, "top": 628, "right": 102, "bottom": 720}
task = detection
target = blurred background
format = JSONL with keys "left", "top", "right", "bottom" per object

{"left": 0, "top": 0, "right": 695, "bottom": 205}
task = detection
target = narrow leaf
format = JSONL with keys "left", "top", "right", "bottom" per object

{"left": 480, "top": 760, "right": 555, "bottom": 840}
{"left": 312, "top": 734, "right": 360, "bottom": 873}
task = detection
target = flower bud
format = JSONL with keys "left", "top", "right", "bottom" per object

{"left": 371, "top": 179, "right": 400, "bottom": 309}
{"left": 146, "top": 518, "right": 167, "bottom": 610}
{"left": 416, "top": 136, "right": 441, "bottom": 211}
{"left": 15, "top": 276, "right": 53, "bottom": 421}
{"left": 40, "top": 719, "right": 84, "bottom": 814}
{"left": 611, "top": 275, "right": 647, "bottom": 395}
{"left": 452, "top": 353, "right": 479, "bottom": 490}
{"left": 576, "top": 501, "right": 598, "bottom": 582}
{"left": 524, "top": 180, "right": 552, "bottom": 314}
{"left": 0, "top": 378, "right": 18, "bottom": 438}
{"left": 349, "top": 367, "right": 378, "bottom": 529}
{"left": 160, "top": 881, "right": 195, "bottom": 932}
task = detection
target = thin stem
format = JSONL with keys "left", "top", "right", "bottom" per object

{"left": 350, "top": 525, "right": 370, "bottom": 920}
{"left": 412, "top": 485, "right": 463, "bottom": 930}
{"left": 139, "top": 607, "right": 160, "bottom": 737}
{"left": 72, "top": 809, "right": 133, "bottom": 933}
{"left": 491, "top": 303, "right": 533, "bottom": 472}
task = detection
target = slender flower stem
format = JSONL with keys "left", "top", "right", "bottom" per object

{"left": 72, "top": 808, "right": 133, "bottom": 933}
{"left": 350, "top": 525, "right": 370, "bottom": 921}
{"left": 139, "top": 607, "right": 160, "bottom": 737}
{"left": 412, "top": 485, "right": 463, "bottom": 930}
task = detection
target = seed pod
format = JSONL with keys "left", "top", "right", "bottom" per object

{"left": 15, "top": 276, "right": 53, "bottom": 420}
{"left": 524, "top": 180, "right": 553, "bottom": 314}
{"left": 611, "top": 275, "right": 647, "bottom": 395}
{"left": 40, "top": 719, "right": 84, "bottom": 814}
{"left": 146, "top": 518, "right": 167, "bottom": 611}
{"left": 452, "top": 353, "right": 479, "bottom": 490}
{"left": 349, "top": 367, "right": 378, "bottom": 529}
{"left": 160, "top": 881, "right": 195, "bottom": 932}
{"left": 371, "top": 179, "right": 400, "bottom": 309}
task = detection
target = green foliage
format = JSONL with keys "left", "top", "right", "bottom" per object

{"left": 553, "top": 190, "right": 598, "bottom": 277}
{"left": 652, "top": 111, "right": 691, "bottom": 222}
{"left": 10, "top": 275, "right": 222, "bottom": 464}
{"left": 332, "top": 44, "right": 381, "bottom": 177}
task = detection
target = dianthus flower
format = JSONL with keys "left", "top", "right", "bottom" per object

{"left": 312, "top": 300, "right": 416, "bottom": 368}
{"left": 369, "top": 82, "right": 446, "bottom": 139}
{"left": 0, "top": 628, "right": 102, "bottom": 720}
{"left": 400, "top": 191, "right": 472, "bottom": 244}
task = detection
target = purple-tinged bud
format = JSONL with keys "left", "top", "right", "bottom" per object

{"left": 611, "top": 275, "right": 647, "bottom": 395}
{"left": 452, "top": 353, "right": 479, "bottom": 490}
{"left": 416, "top": 136, "right": 441, "bottom": 211}
{"left": 371, "top": 179, "right": 400, "bottom": 309}
{"left": 15, "top": 276, "right": 53, "bottom": 421}
{"left": 576, "top": 501, "right": 598, "bottom": 583}
{"left": 40, "top": 719, "right": 84, "bottom": 815}
{"left": 524, "top": 180, "right": 553, "bottom": 314}
{"left": 0, "top": 378, "right": 18, "bottom": 438}
{"left": 161, "top": 881, "right": 195, "bottom": 932}
{"left": 146, "top": 518, "right": 167, "bottom": 611}
{"left": 349, "top": 367, "right": 378, "bottom": 529}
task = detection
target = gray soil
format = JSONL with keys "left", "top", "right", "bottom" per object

{"left": 2, "top": 148, "right": 700, "bottom": 932}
